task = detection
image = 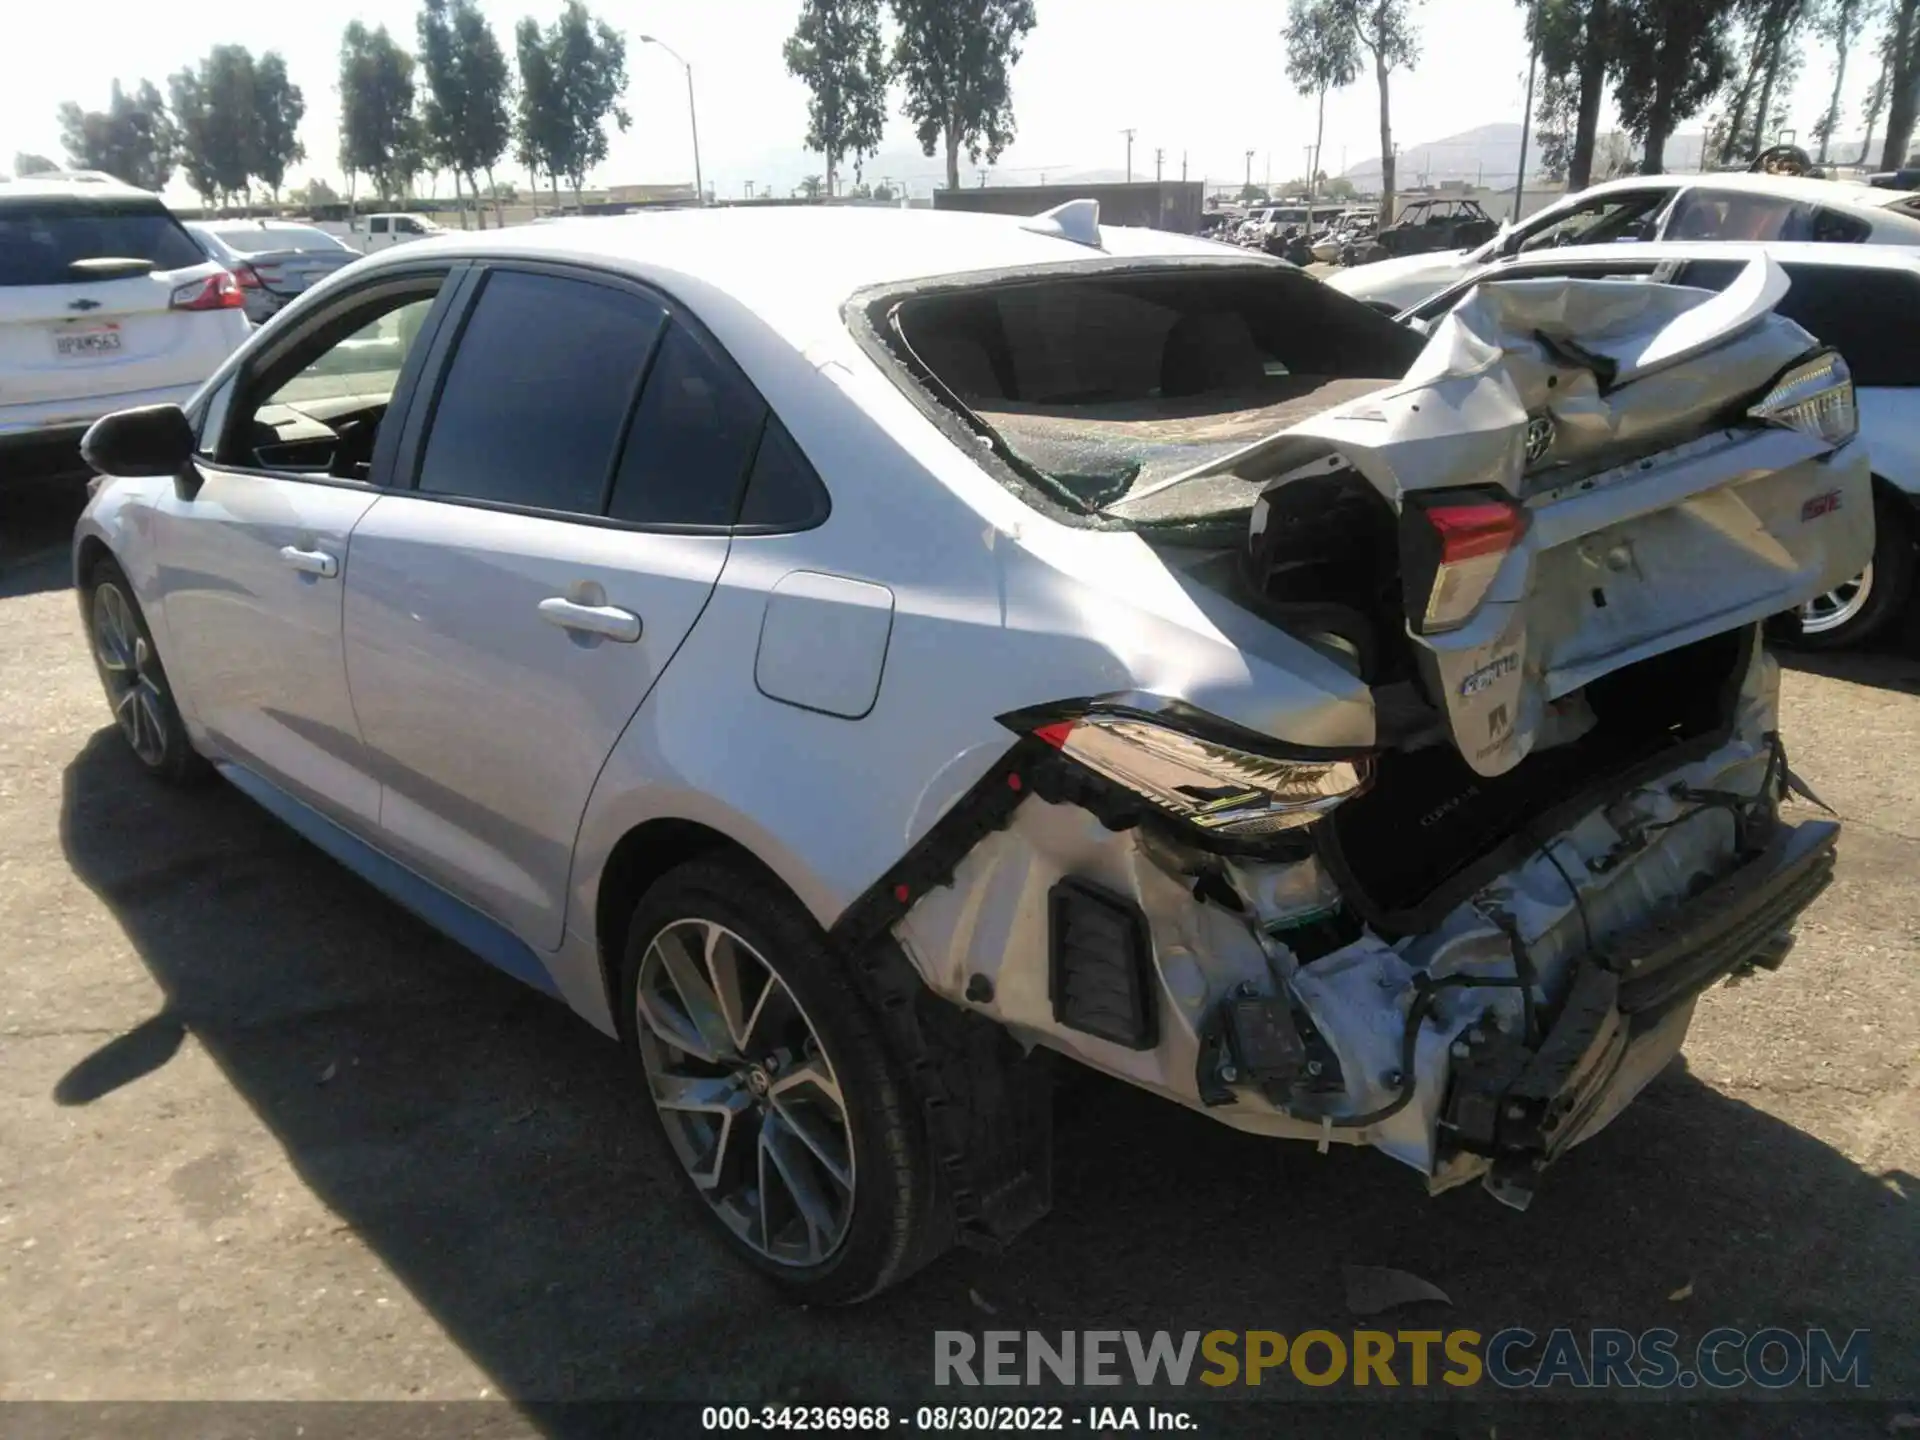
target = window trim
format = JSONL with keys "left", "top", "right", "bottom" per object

{"left": 199, "top": 262, "right": 469, "bottom": 492}
{"left": 393, "top": 256, "right": 820, "bottom": 536}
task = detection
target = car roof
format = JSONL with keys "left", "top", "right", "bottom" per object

{"left": 346, "top": 206, "right": 1245, "bottom": 346}
{"left": 1498, "top": 238, "right": 1920, "bottom": 271}
{"left": 0, "top": 172, "right": 164, "bottom": 204}
{"left": 1578, "top": 170, "right": 1920, "bottom": 213}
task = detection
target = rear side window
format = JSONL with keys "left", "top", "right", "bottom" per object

{"left": 605, "top": 321, "right": 766, "bottom": 526}
{"left": 1666, "top": 191, "right": 1869, "bottom": 243}
{"left": 737, "top": 416, "right": 830, "bottom": 530}
{"left": 0, "top": 198, "right": 206, "bottom": 286}
{"left": 417, "top": 269, "right": 667, "bottom": 514}
{"left": 371, "top": 217, "right": 390, "bottom": 234}
{"left": 1677, "top": 260, "right": 1920, "bottom": 387}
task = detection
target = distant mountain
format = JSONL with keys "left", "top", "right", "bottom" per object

{"left": 1340, "top": 123, "right": 1708, "bottom": 185}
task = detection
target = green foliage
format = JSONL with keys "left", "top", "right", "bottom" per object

{"left": 13, "top": 153, "right": 60, "bottom": 176}
{"left": 1323, "top": 175, "right": 1358, "bottom": 199}
{"left": 289, "top": 177, "right": 341, "bottom": 208}
{"left": 56, "top": 80, "right": 176, "bottom": 190}
{"left": 783, "top": 0, "right": 889, "bottom": 195}
{"left": 253, "top": 53, "right": 306, "bottom": 197}
{"left": 419, "top": 0, "right": 513, "bottom": 193}
{"left": 514, "top": 2, "right": 628, "bottom": 199}
{"left": 339, "top": 22, "right": 419, "bottom": 200}
{"left": 167, "top": 69, "right": 218, "bottom": 203}
{"left": 1613, "top": 0, "right": 1736, "bottom": 170}
{"left": 797, "top": 173, "right": 827, "bottom": 198}
{"left": 1284, "top": 0, "right": 1362, "bottom": 101}
{"left": 890, "top": 0, "right": 1036, "bottom": 189}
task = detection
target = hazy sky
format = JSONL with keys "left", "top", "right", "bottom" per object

{"left": 0, "top": 0, "right": 1884, "bottom": 201}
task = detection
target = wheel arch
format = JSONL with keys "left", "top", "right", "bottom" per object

{"left": 589, "top": 815, "right": 824, "bottom": 1030}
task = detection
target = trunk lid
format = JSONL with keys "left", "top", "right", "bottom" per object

{"left": 239, "top": 246, "right": 356, "bottom": 298}
{"left": 1162, "top": 256, "right": 1873, "bottom": 776}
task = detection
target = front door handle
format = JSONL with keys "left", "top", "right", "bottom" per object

{"left": 538, "top": 596, "right": 643, "bottom": 643}
{"left": 279, "top": 545, "right": 339, "bottom": 579}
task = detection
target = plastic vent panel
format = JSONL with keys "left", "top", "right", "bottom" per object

{"left": 1048, "top": 878, "right": 1157, "bottom": 1050}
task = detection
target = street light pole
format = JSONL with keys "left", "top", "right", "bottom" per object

{"left": 1512, "top": 0, "right": 1540, "bottom": 225}
{"left": 1122, "top": 128, "right": 1137, "bottom": 183}
{"left": 640, "top": 35, "right": 704, "bottom": 206}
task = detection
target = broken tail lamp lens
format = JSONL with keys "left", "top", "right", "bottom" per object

{"left": 1748, "top": 349, "right": 1857, "bottom": 446}
{"left": 1032, "top": 712, "right": 1369, "bottom": 837}
{"left": 1407, "top": 494, "right": 1528, "bottom": 634}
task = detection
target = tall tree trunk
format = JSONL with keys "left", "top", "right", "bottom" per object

{"left": 1885, "top": 0, "right": 1920, "bottom": 169}
{"left": 1858, "top": 48, "right": 1892, "bottom": 163}
{"left": 1819, "top": 4, "right": 1855, "bottom": 164}
{"left": 944, "top": 125, "right": 960, "bottom": 190}
{"left": 1374, "top": 48, "right": 1395, "bottom": 226}
{"left": 485, "top": 165, "right": 504, "bottom": 228}
{"left": 826, "top": 158, "right": 836, "bottom": 200}
{"left": 1568, "top": 0, "right": 1612, "bottom": 191}
{"left": 1721, "top": 34, "right": 1763, "bottom": 168}
{"left": 1312, "top": 84, "right": 1328, "bottom": 203}
{"left": 1751, "top": 33, "right": 1786, "bottom": 159}
{"left": 452, "top": 169, "right": 466, "bottom": 229}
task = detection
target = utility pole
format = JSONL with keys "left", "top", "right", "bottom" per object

{"left": 1244, "top": 148, "right": 1255, "bottom": 197}
{"left": 1155, "top": 148, "right": 1164, "bottom": 183}
{"left": 1182, "top": 150, "right": 1188, "bottom": 182}
{"left": 1122, "top": 128, "right": 1137, "bottom": 182}
{"left": 1513, "top": 0, "right": 1540, "bottom": 226}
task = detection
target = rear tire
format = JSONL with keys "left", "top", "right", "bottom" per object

{"left": 1773, "top": 489, "right": 1915, "bottom": 652}
{"left": 83, "top": 557, "right": 211, "bottom": 785}
{"left": 617, "top": 856, "right": 944, "bottom": 1304}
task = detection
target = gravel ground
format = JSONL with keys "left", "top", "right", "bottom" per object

{"left": 1, "top": 475, "right": 1914, "bottom": 1436}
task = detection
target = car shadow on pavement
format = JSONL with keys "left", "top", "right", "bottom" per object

{"left": 1778, "top": 644, "right": 1920, "bottom": 697}
{"left": 0, "top": 474, "right": 87, "bottom": 599}
{"left": 56, "top": 727, "right": 1916, "bottom": 1426}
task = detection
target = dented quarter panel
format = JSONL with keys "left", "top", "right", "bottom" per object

{"left": 896, "top": 639, "right": 1797, "bottom": 1184}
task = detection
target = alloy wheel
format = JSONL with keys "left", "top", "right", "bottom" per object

{"left": 92, "top": 582, "right": 168, "bottom": 767}
{"left": 1798, "top": 563, "right": 1874, "bottom": 637}
{"left": 634, "top": 917, "right": 856, "bottom": 1267}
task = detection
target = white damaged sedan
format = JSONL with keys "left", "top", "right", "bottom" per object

{"left": 74, "top": 205, "right": 1867, "bottom": 1301}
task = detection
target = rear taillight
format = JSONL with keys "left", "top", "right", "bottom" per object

{"left": 1018, "top": 704, "right": 1370, "bottom": 838}
{"left": 228, "top": 262, "right": 262, "bottom": 290}
{"left": 1749, "top": 348, "right": 1857, "bottom": 446}
{"left": 1402, "top": 491, "right": 1528, "bottom": 634}
{"left": 169, "top": 271, "right": 244, "bottom": 311}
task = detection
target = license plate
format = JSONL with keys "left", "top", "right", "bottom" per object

{"left": 55, "top": 326, "right": 122, "bottom": 358}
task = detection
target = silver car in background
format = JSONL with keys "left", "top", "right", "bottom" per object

{"left": 73, "top": 208, "right": 1867, "bottom": 1303}
{"left": 184, "top": 220, "right": 359, "bottom": 326}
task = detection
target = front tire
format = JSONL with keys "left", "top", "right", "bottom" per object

{"left": 84, "top": 558, "right": 210, "bottom": 784}
{"left": 618, "top": 857, "right": 944, "bottom": 1304}
{"left": 1776, "top": 489, "right": 1915, "bottom": 651}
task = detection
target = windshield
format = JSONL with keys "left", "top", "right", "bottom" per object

{"left": 215, "top": 224, "right": 351, "bottom": 254}
{"left": 0, "top": 196, "right": 204, "bottom": 286}
{"left": 879, "top": 266, "right": 1423, "bottom": 523}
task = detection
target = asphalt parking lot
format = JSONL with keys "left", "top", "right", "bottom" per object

{"left": 1, "top": 472, "right": 1915, "bottom": 1435}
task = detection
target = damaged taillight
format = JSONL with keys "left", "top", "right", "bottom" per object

{"left": 1748, "top": 348, "right": 1857, "bottom": 446}
{"left": 1022, "top": 706, "right": 1370, "bottom": 838}
{"left": 1402, "top": 491, "right": 1528, "bottom": 634}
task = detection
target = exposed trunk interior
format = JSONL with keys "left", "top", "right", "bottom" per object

{"left": 1320, "top": 626, "right": 1753, "bottom": 933}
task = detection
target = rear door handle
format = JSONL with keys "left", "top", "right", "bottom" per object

{"left": 538, "top": 596, "right": 643, "bottom": 643}
{"left": 279, "top": 545, "right": 339, "bottom": 579}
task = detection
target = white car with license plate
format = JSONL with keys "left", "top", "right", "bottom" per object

{"left": 1, "top": 174, "right": 249, "bottom": 466}
{"left": 74, "top": 206, "right": 1865, "bottom": 1302}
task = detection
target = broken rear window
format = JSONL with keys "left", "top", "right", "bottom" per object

{"left": 869, "top": 264, "right": 1423, "bottom": 521}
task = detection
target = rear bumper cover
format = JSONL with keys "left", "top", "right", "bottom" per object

{"left": 1437, "top": 816, "right": 1836, "bottom": 1203}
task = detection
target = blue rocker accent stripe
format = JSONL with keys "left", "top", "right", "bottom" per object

{"left": 218, "top": 762, "right": 562, "bottom": 999}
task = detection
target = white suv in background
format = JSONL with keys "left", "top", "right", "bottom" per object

{"left": 1396, "top": 240, "right": 1920, "bottom": 649}
{"left": 0, "top": 173, "right": 249, "bottom": 470}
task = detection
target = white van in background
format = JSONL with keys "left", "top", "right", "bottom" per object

{"left": 311, "top": 213, "right": 446, "bottom": 254}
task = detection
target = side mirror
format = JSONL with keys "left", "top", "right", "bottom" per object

{"left": 80, "top": 404, "right": 196, "bottom": 480}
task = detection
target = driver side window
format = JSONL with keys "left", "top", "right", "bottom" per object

{"left": 218, "top": 283, "right": 444, "bottom": 481}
